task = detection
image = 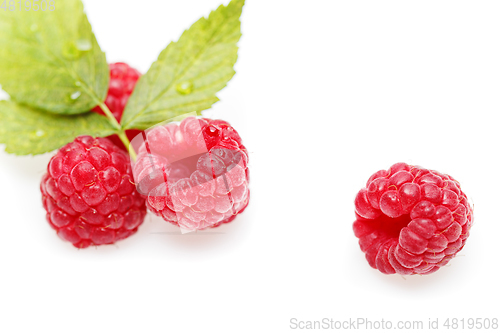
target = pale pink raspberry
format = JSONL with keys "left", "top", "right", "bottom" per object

{"left": 132, "top": 117, "right": 249, "bottom": 231}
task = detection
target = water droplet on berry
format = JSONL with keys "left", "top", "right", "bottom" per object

{"left": 75, "top": 39, "right": 92, "bottom": 51}
{"left": 62, "top": 42, "right": 81, "bottom": 60}
{"left": 30, "top": 24, "right": 39, "bottom": 32}
{"left": 176, "top": 81, "right": 193, "bottom": 95}
{"left": 205, "top": 125, "right": 219, "bottom": 137}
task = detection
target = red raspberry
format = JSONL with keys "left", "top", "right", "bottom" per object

{"left": 40, "top": 136, "right": 147, "bottom": 248}
{"left": 92, "top": 62, "right": 141, "bottom": 122}
{"left": 92, "top": 62, "right": 142, "bottom": 150}
{"left": 132, "top": 117, "right": 250, "bottom": 231}
{"left": 353, "top": 162, "right": 473, "bottom": 275}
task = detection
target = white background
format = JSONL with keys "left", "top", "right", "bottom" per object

{"left": 1, "top": 1, "right": 499, "bottom": 332}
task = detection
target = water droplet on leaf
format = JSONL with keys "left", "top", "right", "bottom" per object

{"left": 30, "top": 130, "right": 45, "bottom": 139}
{"left": 75, "top": 81, "right": 82, "bottom": 87}
{"left": 66, "top": 91, "right": 81, "bottom": 103}
{"left": 176, "top": 81, "right": 193, "bottom": 95}
{"left": 75, "top": 39, "right": 92, "bottom": 51}
{"left": 70, "top": 91, "right": 81, "bottom": 100}
{"left": 30, "top": 24, "right": 39, "bottom": 32}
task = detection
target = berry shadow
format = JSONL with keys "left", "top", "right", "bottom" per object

{"left": 367, "top": 255, "right": 471, "bottom": 290}
{"left": 137, "top": 212, "right": 252, "bottom": 255}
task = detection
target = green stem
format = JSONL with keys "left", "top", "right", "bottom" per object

{"left": 117, "top": 131, "right": 137, "bottom": 161}
{"left": 73, "top": 78, "right": 137, "bottom": 161}
{"left": 97, "top": 101, "right": 121, "bottom": 130}
{"left": 97, "top": 101, "right": 137, "bottom": 161}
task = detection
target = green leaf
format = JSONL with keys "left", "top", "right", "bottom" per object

{"left": 121, "top": 0, "right": 244, "bottom": 130}
{"left": 0, "top": 0, "right": 108, "bottom": 115}
{"left": 0, "top": 100, "right": 116, "bottom": 155}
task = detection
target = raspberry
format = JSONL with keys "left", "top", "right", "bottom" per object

{"left": 353, "top": 162, "right": 473, "bottom": 275}
{"left": 92, "top": 62, "right": 141, "bottom": 122}
{"left": 92, "top": 62, "right": 141, "bottom": 150}
{"left": 40, "top": 136, "right": 147, "bottom": 248}
{"left": 132, "top": 117, "right": 250, "bottom": 231}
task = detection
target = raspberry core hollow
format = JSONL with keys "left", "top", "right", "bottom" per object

{"left": 353, "top": 162, "right": 473, "bottom": 275}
